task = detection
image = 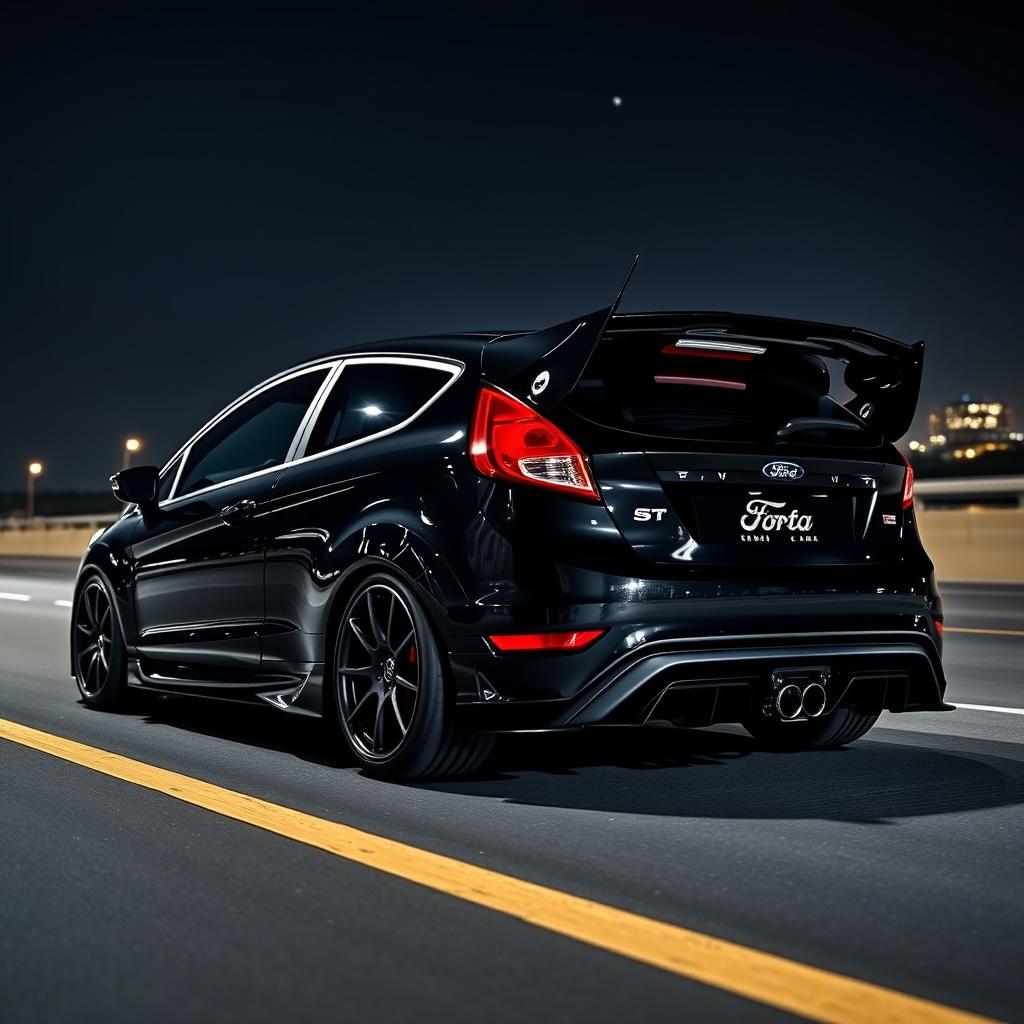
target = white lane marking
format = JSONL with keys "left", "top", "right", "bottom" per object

{"left": 955, "top": 702, "right": 1024, "bottom": 717}
{"left": 54, "top": 599, "right": 73, "bottom": 608}
{"left": 0, "top": 592, "right": 31, "bottom": 602}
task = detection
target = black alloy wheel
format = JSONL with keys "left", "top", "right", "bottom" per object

{"left": 332, "top": 574, "right": 494, "bottom": 780}
{"left": 73, "top": 576, "right": 127, "bottom": 709}
{"left": 336, "top": 581, "right": 420, "bottom": 761}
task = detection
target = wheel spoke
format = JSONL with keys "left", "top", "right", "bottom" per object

{"left": 345, "top": 688, "right": 374, "bottom": 724}
{"left": 390, "top": 688, "right": 407, "bottom": 736}
{"left": 98, "top": 645, "right": 108, "bottom": 672}
{"left": 82, "top": 589, "right": 95, "bottom": 628}
{"left": 87, "top": 650, "right": 100, "bottom": 689}
{"left": 366, "top": 590, "right": 384, "bottom": 645}
{"left": 337, "top": 664, "right": 374, "bottom": 677}
{"left": 394, "top": 673, "right": 417, "bottom": 692}
{"left": 348, "top": 617, "right": 374, "bottom": 653}
{"left": 372, "top": 694, "right": 387, "bottom": 751}
{"left": 100, "top": 605, "right": 111, "bottom": 632}
{"left": 385, "top": 592, "right": 396, "bottom": 648}
{"left": 393, "top": 628, "right": 415, "bottom": 659}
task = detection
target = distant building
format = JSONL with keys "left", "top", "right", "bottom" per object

{"left": 909, "top": 396, "right": 1023, "bottom": 469}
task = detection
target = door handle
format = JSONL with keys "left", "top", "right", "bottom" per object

{"left": 220, "top": 498, "right": 257, "bottom": 524}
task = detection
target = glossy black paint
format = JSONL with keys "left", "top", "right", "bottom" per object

{"left": 72, "top": 307, "right": 948, "bottom": 736}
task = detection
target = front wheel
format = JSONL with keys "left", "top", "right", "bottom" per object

{"left": 73, "top": 575, "right": 128, "bottom": 710}
{"left": 743, "top": 707, "right": 880, "bottom": 751}
{"left": 331, "top": 573, "right": 493, "bottom": 781}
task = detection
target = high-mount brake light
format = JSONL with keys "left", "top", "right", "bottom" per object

{"left": 469, "top": 385, "right": 599, "bottom": 500}
{"left": 661, "top": 344, "right": 755, "bottom": 361}
{"left": 672, "top": 339, "right": 766, "bottom": 356}
{"left": 900, "top": 452, "right": 915, "bottom": 509}
{"left": 654, "top": 374, "right": 747, "bottom": 391}
{"left": 488, "top": 629, "right": 605, "bottom": 652}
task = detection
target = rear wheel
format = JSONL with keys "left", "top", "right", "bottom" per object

{"left": 73, "top": 575, "right": 128, "bottom": 710}
{"left": 332, "top": 573, "right": 493, "bottom": 780}
{"left": 743, "top": 707, "right": 880, "bottom": 751}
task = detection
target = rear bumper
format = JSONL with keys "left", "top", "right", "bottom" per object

{"left": 447, "top": 587, "right": 947, "bottom": 731}
{"left": 456, "top": 629, "right": 949, "bottom": 731}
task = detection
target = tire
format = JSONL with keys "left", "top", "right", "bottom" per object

{"left": 743, "top": 707, "right": 880, "bottom": 751}
{"left": 330, "top": 573, "right": 494, "bottom": 781}
{"left": 72, "top": 574, "right": 129, "bottom": 710}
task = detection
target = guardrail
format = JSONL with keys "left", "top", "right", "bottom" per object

{"left": 914, "top": 475, "right": 1024, "bottom": 507}
{"left": 0, "top": 513, "right": 119, "bottom": 530}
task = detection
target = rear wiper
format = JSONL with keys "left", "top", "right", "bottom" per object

{"left": 776, "top": 417, "right": 866, "bottom": 439}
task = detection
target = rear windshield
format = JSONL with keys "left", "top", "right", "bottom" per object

{"left": 566, "top": 338, "right": 878, "bottom": 446}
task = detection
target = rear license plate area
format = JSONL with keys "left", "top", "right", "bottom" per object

{"left": 695, "top": 490, "right": 852, "bottom": 548}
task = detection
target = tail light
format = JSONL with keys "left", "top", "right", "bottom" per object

{"left": 488, "top": 629, "right": 605, "bottom": 652}
{"left": 469, "top": 385, "right": 599, "bottom": 500}
{"left": 900, "top": 452, "right": 915, "bottom": 509}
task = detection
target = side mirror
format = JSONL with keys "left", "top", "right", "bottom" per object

{"left": 110, "top": 465, "right": 160, "bottom": 510}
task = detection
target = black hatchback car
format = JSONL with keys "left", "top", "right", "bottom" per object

{"left": 72, "top": 293, "right": 950, "bottom": 779}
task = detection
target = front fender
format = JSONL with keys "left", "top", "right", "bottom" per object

{"left": 69, "top": 514, "right": 139, "bottom": 674}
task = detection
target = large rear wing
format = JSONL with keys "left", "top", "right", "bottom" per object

{"left": 483, "top": 286, "right": 923, "bottom": 441}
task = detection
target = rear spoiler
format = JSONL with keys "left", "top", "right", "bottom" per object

{"left": 606, "top": 313, "right": 924, "bottom": 441}
{"left": 483, "top": 284, "right": 924, "bottom": 441}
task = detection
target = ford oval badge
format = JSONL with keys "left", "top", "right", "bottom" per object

{"left": 762, "top": 461, "right": 805, "bottom": 481}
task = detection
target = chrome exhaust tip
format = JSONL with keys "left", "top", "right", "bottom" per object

{"left": 801, "top": 682, "right": 827, "bottom": 718}
{"left": 775, "top": 683, "right": 804, "bottom": 720}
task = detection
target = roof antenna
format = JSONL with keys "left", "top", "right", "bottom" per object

{"left": 610, "top": 254, "right": 640, "bottom": 315}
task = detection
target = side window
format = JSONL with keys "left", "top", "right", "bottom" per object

{"left": 157, "top": 456, "right": 182, "bottom": 502}
{"left": 304, "top": 361, "right": 454, "bottom": 456}
{"left": 176, "top": 369, "right": 329, "bottom": 497}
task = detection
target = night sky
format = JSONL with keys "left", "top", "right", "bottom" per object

{"left": 3, "top": 3, "right": 1022, "bottom": 489}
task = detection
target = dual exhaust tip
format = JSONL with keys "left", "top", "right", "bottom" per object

{"left": 774, "top": 682, "right": 827, "bottom": 720}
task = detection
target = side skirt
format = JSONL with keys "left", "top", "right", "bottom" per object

{"left": 126, "top": 659, "right": 326, "bottom": 718}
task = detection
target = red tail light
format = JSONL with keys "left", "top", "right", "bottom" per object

{"left": 901, "top": 452, "right": 915, "bottom": 509}
{"left": 488, "top": 629, "right": 605, "bottom": 652}
{"left": 469, "top": 385, "right": 598, "bottom": 500}
{"left": 935, "top": 620, "right": 944, "bottom": 637}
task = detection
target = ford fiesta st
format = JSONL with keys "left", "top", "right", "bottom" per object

{"left": 71, "top": 275, "right": 950, "bottom": 779}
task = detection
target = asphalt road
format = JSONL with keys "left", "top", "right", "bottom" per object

{"left": 1, "top": 558, "right": 1021, "bottom": 1024}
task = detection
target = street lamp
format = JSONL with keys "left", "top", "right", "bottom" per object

{"left": 123, "top": 437, "right": 142, "bottom": 470}
{"left": 27, "top": 461, "right": 43, "bottom": 520}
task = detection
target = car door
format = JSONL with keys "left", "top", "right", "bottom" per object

{"left": 129, "top": 364, "right": 334, "bottom": 676}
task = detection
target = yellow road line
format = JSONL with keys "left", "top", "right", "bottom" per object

{"left": 944, "top": 626, "right": 1024, "bottom": 638}
{"left": 0, "top": 717, "right": 1000, "bottom": 1024}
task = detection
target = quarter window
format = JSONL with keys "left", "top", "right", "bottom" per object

{"left": 176, "top": 369, "right": 329, "bottom": 497}
{"left": 304, "top": 361, "right": 454, "bottom": 456}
